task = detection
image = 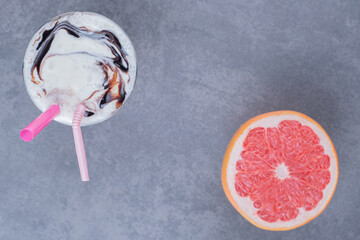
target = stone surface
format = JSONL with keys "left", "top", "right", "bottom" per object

{"left": 0, "top": 0, "right": 359, "bottom": 239}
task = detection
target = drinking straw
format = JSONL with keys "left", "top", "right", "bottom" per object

{"left": 20, "top": 105, "right": 60, "bottom": 142}
{"left": 72, "top": 104, "right": 89, "bottom": 181}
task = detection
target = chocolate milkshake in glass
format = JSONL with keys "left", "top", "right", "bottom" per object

{"left": 23, "top": 12, "right": 137, "bottom": 126}
{"left": 22, "top": 12, "right": 136, "bottom": 180}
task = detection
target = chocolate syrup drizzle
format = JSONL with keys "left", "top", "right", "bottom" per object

{"left": 31, "top": 20, "right": 130, "bottom": 117}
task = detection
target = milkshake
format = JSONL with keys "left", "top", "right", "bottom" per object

{"left": 23, "top": 12, "right": 137, "bottom": 126}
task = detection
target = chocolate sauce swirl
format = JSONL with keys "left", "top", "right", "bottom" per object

{"left": 31, "top": 20, "right": 130, "bottom": 117}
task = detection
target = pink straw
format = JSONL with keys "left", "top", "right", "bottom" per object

{"left": 20, "top": 104, "right": 60, "bottom": 142}
{"left": 72, "top": 104, "right": 89, "bottom": 181}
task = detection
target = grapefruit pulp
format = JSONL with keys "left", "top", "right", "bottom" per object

{"left": 222, "top": 111, "right": 338, "bottom": 231}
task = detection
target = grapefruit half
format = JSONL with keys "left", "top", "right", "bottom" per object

{"left": 222, "top": 111, "right": 338, "bottom": 231}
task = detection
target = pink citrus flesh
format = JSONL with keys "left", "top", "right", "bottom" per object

{"left": 222, "top": 111, "right": 338, "bottom": 231}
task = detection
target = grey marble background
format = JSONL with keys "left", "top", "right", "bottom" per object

{"left": 0, "top": 0, "right": 359, "bottom": 239}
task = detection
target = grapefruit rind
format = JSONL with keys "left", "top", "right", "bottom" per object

{"left": 221, "top": 111, "right": 338, "bottom": 231}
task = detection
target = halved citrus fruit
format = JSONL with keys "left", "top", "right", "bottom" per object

{"left": 222, "top": 111, "right": 338, "bottom": 231}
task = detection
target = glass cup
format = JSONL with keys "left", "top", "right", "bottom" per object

{"left": 23, "top": 11, "right": 137, "bottom": 126}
